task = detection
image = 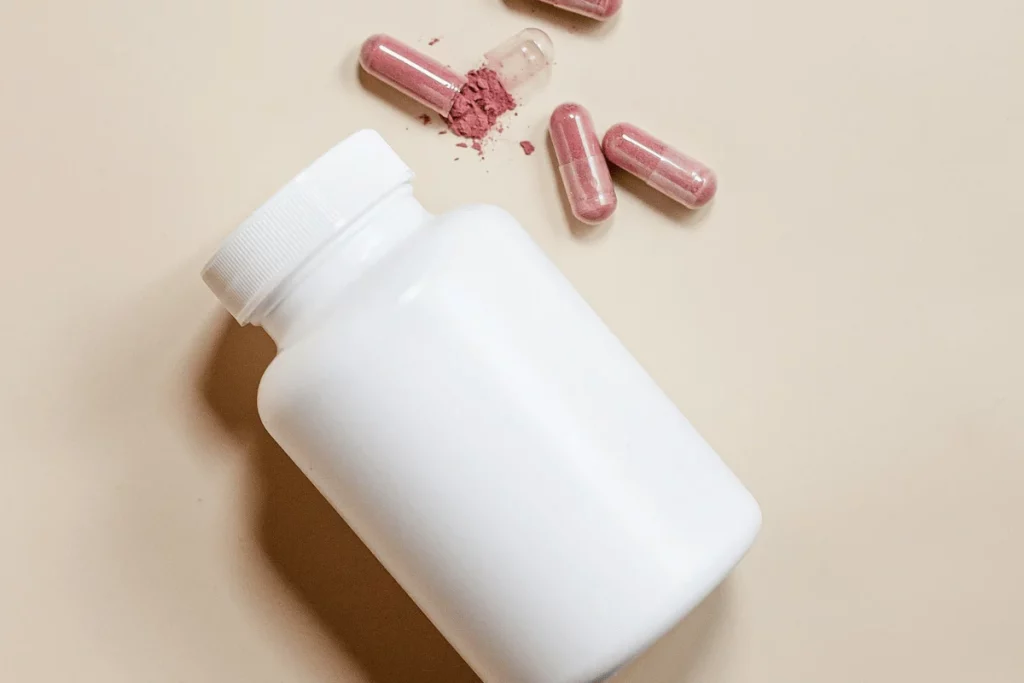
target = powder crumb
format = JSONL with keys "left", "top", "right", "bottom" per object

{"left": 438, "top": 130, "right": 447, "bottom": 135}
{"left": 428, "top": 37, "right": 440, "bottom": 46}
{"left": 472, "top": 141, "right": 483, "bottom": 155}
{"left": 456, "top": 142, "right": 468, "bottom": 148}
{"left": 445, "top": 67, "right": 516, "bottom": 139}
{"left": 520, "top": 140, "right": 536, "bottom": 156}
{"left": 454, "top": 157, "right": 460, "bottom": 161}
{"left": 417, "top": 113, "right": 431, "bottom": 125}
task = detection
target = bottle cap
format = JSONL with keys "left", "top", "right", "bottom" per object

{"left": 202, "top": 130, "right": 413, "bottom": 324}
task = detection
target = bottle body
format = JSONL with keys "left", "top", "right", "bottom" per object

{"left": 256, "top": 200, "right": 760, "bottom": 683}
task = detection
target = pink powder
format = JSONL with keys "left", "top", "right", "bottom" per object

{"left": 550, "top": 103, "right": 602, "bottom": 163}
{"left": 520, "top": 141, "right": 536, "bottom": 155}
{"left": 417, "top": 113, "right": 431, "bottom": 125}
{"left": 446, "top": 68, "right": 516, "bottom": 139}
{"left": 456, "top": 141, "right": 485, "bottom": 157}
{"left": 428, "top": 37, "right": 440, "bottom": 46}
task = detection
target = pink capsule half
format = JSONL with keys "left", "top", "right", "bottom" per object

{"left": 602, "top": 123, "right": 717, "bottom": 209}
{"left": 536, "top": 0, "right": 623, "bottom": 20}
{"left": 550, "top": 103, "right": 617, "bottom": 224}
{"left": 360, "top": 34, "right": 466, "bottom": 117}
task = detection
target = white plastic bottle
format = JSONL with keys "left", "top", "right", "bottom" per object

{"left": 202, "top": 130, "right": 760, "bottom": 683}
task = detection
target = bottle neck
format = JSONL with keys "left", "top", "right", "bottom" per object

{"left": 253, "top": 184, "right": 429, "bottom": 346}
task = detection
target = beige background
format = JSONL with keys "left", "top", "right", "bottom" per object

{"left": 2, "top": 0, "right": 1022, "bottom": 681}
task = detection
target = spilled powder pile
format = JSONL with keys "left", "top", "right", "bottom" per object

{"left": 446, "top": 68, "right": 516, "bottom": 139}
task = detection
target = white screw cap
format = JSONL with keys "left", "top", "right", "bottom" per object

{"left": 202, "top": 129, "right": 413, "bottom": 324}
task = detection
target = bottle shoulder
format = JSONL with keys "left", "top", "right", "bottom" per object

{"left": 433, "top": 202, "right": 523, "bottom": 235}
{"left": 441, "top": 201, "right": 517, "bottom": 221}
{"left": 257, "top": 202, "right": 537, "bottom": 414}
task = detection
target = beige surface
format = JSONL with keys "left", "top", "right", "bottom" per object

{"left": 1, "top": 0, "right": 1022, "bottom": 681}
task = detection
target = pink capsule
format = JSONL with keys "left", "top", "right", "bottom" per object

{"left": 602, "top": 123, "right": 718, "bottom": 209}
{"left": 360, "top": 35, "right": 466, "bottom": 117}
{"left": 549, "top": 103, "right": 617, "bottom": 224}
{"left": 536, "top": 0, "right": 623, "bottom": 20}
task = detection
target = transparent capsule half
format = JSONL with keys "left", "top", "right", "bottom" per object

{"left": 484, "top": 28, "right": 555, "bottom": 97}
